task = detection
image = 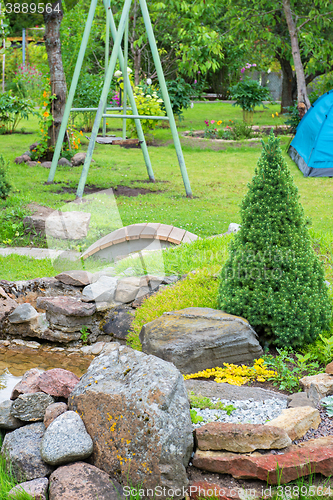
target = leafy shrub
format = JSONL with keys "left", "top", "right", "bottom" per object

{"left": 218, "top": 132, "right": 332, "bottom": 348}
{"left": 229, "top": 77, "right": 271, "bottom": 116}
{"left": 127, "top": 86, "right": 165, "bottom": 138}
{"left": 0, "top": 155, "right": 11, "bottom": 200}
{"left": 0, "top": 91, "right": 36, "bottom": 132}
{"left": 162, "top": 77, "right": 193, "bottom": 120}
{"left": 229, "top": 121, "right": 253, "bottom": 139}
{"left": 127, "top": 268, "right": 219, "bottom": 350}
{"left": 264, "top": 349, "right": 322, "bottom": 392}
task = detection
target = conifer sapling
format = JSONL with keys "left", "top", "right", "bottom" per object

{"left": 218, "top": 132, "right": 331, "bottom": 348}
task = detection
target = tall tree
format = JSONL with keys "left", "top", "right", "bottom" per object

{"left": 44, "top": 0, "right": 67, "bottom": 147}
{"left": 225, "top": 0, "right": 333, "bottom": 112}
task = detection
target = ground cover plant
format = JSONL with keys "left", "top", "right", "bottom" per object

{"left": 218, "top": 132, "right": 332, "bottom": 349}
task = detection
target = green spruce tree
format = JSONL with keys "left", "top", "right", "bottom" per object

{"left": 218, "top": 132, "right": 331, "bottom": 348}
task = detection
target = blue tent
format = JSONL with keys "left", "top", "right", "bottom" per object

{"left": 289, "top": 89, "right": 333, "bottom": 177}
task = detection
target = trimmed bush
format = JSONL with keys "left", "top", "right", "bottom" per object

{"left": 0, "top": 155, "right": 11, "bottom": 200}
{"left": 218, "top": 132, "right": 332, "bottom": 348}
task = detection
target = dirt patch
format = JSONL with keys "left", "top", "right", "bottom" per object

{"left": 130, "top": 179, "right": 169, "bottom": 184}
{"left": 45, "top": 182, "right": 162, "bottom": 197}
{"left": 113, "top": 185, "right": 162, "bottom": 196}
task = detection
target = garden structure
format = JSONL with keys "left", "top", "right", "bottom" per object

{"left": 47, "top": 0, "right": 192, "bottom": 199}
{"left": 289, "top": 89, "right": 333, "bottom": 177}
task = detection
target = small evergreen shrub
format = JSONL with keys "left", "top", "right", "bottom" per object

{"left": 218, "top": 132, "right": 332, "bottom": 348}
{"left": 0, "top": 155, "right": 11, "bottom": 200}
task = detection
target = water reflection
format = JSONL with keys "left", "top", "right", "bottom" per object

{"left": 0, "top": 352, "right": 89, "bottom": 404}
{"left": 0, "top": 368, "right": 23, "bottom": 403}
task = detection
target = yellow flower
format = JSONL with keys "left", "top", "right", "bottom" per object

{"left": 79, "top": 131, "right": 83, "bottom": 136}
{"left": 272, "top": 113, "right": 275, "bottom": 118}
{"left": 40, "top": 129, "right": 43, "bottom": 133}
{"left": 43, "top": 111, "right": 49, "bottom": 118}
{"left": 217, "top": 120, "right": 222, "bottom": 125}
{"left": 276, "top": 112, "right": 279, "bottom": 116}
{"left": 43, "top": 91, "right": 47, "bottom": 98}
{"left": 43, "top": 101, "right": 47, "bottom": 106}
{"left": 78, "top": 138, "right": 81, "bottom": 144}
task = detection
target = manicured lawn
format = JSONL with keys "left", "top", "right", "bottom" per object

{"left": 0, "top": 101, "right": 333, "bottom": 281}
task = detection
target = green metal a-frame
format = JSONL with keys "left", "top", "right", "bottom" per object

{"left": 47, "top": 0, "right": 192, "bottom": 199}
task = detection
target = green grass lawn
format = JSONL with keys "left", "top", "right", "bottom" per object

{"left": 0, "top": 102, "right": 332, "bottom": 281}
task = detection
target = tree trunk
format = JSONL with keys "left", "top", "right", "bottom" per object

{"left": 282, "top": 0, "right": 311, "bottom": 115}
{"left": 133, "top": 50, "right": 141, "bottom": 85}
{"left": 278, "top": 56, "right": 294, "bottom": 113}
{"left": 44, "top": 0, "right": 67, "bottom": 148}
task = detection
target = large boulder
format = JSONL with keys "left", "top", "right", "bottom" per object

{"left": 41, "top": 411, "right": 93, "bottom": 465}
{"left": 49, "top": 462, "right": 123, "bottom": 500}
{"left": 1, "top": 422, "right": 53, "bottom": 480}
{"left": 68, "top": 343, "right": 193, "bottom": 499}
{"left": 139, "top": 307, "right": 263, "bottom": 374}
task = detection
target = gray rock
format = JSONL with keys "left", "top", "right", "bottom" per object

{"left": 140, "top": 307, "right": 263, "bottom": 374}
{"left": 228, "top": 222, "right": 241, "bottom": 233}
{"left": 102, "top": 305, "right": 134, "bottom": 341}
{"left": 41, "top": 161, "right": 52, "bottom": 169}
{"left": 90, "top": 267, "right": 117, "bottom": 283}
{"left": 82, "top": 276, "right": 118, "bottom": 303}
{"left": 14, "top": 154, "right": 30, "bottom": 164}
{"left": 41, "top": 411, "right": 93, "bottom": 466}
{"left": 114, "top": 279, "right": 139, "bottom": 303}
{"left": 29, "top": 141, "right": 39, "bottom": 151}
{"left": 58, "top": 157, "right": 71, "bottom": 166}
{"left": 287, "top": 392, "right": 317, "bottom": 408}
{"left": 0, "top": 286, "right": 18, "bottom": 322}
{"left": 8, "top": 303, "right": 38, "bottom": 323}
{"left": 11, "top": 392, "right": 55, "bottom": 422}
{"left": 0, "top": 400, "right": 24, "bottom": 430}
{"left": 45, "top": 211, "right": 91, "bottom": 240}
{"left": 8, "top": 477, "right": 48, "bottom": 500}
{"left": 37, "top": 296, "right": 96, "bottom": 317}
{"left": 71, "top": 152, "right": 86, "bottom": 166}
{"left": 69, "top": 343, "right": 193, "bottom": 499}
{"left": 55, "top": 270, "right": 92, "bottom": 287}
{"left": 27, "top": 160, "right": 38, "bottom": 167}
{"left": 1, "top": 422, "right": 53, "bottom": 481}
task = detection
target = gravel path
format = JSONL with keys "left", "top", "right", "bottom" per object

{"left": 192, "top": 397, "right": 287, "bottom": 429}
